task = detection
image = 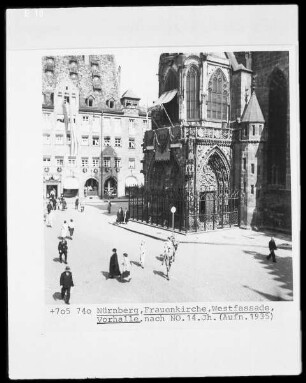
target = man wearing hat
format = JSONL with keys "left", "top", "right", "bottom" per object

{"left": 58, "top": 237, "right": 68, "bottom": 264}
{"left": 267, "top": 236, "right": 277, "bottom": 263}
{"left": 60, "top": 266, "right": 74, "bottom": 304}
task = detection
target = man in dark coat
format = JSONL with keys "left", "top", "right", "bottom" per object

{"left": 47, "top": 201, "right": 53, "bottom": 214}
{"left": 109, "top": 248, "right": 121, "bottom": 278}
{"left": 267, "top": 236, "right": 277, "bottom": 262}
{"left": 116, "top": 207, "right": 124, "bottom": 224}
{"left": 60, "top": 266, "right": 74, "bottom": 304}
{"left": 58, "top": 238, "right": 68, "bottom": 264}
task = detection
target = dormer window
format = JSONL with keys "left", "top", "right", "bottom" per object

{"left": 86, "top": 96, "right": 95, "bottom": 107}
{"left": 106, "top": 98, "right": 115, "bottom": 108}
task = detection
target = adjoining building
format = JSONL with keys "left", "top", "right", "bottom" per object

{"left": 133, "top": 52, "right": 290, "bottom": 233}
{"left": 42, "top": 55, "right": 150, "bottom": 200}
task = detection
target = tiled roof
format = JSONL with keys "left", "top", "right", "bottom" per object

{"left": 241, "top": 91, "right": 265, "bottom": 123}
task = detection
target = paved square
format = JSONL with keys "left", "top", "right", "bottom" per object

{"left": 45, "top": 201, "right": 293, "bottom": 304}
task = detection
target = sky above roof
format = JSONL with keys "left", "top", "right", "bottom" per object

{"left": 114, "top": 50, "right": 160, "bottom": 107}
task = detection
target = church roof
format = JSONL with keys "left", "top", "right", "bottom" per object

{"left": 241, "top": 91, "right": 265, "bottom": 123}
{"left": 121, "top": 89, "right": 140, "bottom": 100}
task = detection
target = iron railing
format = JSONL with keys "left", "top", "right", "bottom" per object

{"left": 128, "top": 186, "right": 240, "bottom": 233}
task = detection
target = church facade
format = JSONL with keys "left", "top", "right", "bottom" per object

{"left": 138, "top": 52, "right": 290, "bottom": 233}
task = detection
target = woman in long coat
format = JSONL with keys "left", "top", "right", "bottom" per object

{"left": 109, "top": 248, "right": 121, "bottom": 278}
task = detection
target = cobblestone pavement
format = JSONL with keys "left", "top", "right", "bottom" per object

{"left": 45, "top": 201, "right": 293, "bottom": 305}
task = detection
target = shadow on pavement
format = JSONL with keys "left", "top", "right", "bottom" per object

{"left": 101, "top": 271, "right": 109, "bottom": 280}
{"left": 156, "top": 255, "right": 164, "bottom": 262}
{"left": 116, "top": 277, "right": 131, "bottom": 283}
{"left": 243, "top": 250, "right": 293, "bottom": 297}
{"left": 53, "top": 292, "right": 62, "bottom": 301}
{"left": 53, "top": 257, "right": 62, "bottom": 263}
{"left": 153, "top": 270, "right": 168, "bottom": 280}
{"left": 242, "top": 285, "right": 289, "bottom": 301}
{"left": 131, "top": 261, "right": 142, "bottom": 267}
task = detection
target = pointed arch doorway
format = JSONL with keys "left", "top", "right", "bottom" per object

{"left": 198, "top": 148, "right": 239, "bottom": 230}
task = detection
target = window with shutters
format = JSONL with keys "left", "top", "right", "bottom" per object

{"left": 207, "top": 68, "right": 228, "bottom": 121}
{"left": 186, "top": 66, "right": 200, "bottom": 120}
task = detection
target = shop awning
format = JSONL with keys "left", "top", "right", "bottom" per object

{"left": 125, "top": 176, "right": 138, "bottom": 187}
{"left": 63, "top": 177, "right": 79, "bottom": 189}
{"left": 148, "top": 89, "right": 178, "bottom": 111}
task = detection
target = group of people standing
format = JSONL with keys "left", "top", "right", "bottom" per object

{"left": 116, "top": 207, "right": 130, "bottom": 224}
{"left": 108, "top": 234, "right": 179, "bottom": 283}
{"left": 45, "top": 196, "right": 68, "bottom": 227}
{"left": 108, "top": 240, "right": 147, "bottom": 283}
{"left": 109, "top": 248, "right": 133, "bottom": 282}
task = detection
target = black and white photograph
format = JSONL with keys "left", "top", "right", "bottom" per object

{"left": 43, "top": 51, "right": 293, "bottom": 304}
{"left": 7, "top": 5, "right": 300, "bottom": 379}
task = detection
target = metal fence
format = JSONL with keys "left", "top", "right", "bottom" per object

{"left": 128, "top": 187, "right": 240, "bottom": 233}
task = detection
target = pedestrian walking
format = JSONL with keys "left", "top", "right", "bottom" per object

{"left": 62, "top": 198, "right": 67, "bottom": 210}
{"left": 139, "top": 240, "right": 146, "bottom": 269}
{"left": 58, "top": 238, "right": 68, "bottom": 264}
{"left": 56, "top": 197, "right": 61, "bottom": 210}
{"left": 52, "top": 197, "right": 57, "bottom": 210}
{"left": 60, "top": 266, "right": 74, "bottom": 304}
{"left": 60, "top": 220, "right": 69, "bottom": 239}
{"left": 47, "top": 208, "right": 54, "bottom": 227}
{"left": 267, "top": 236, "right": 277, "bottom": 263}
{"left": 47, "top": 200, "right": 53, "bottom": 214}
{"left": 162, "top": 237, "right": 174, "bottom": 280}
{"left": 109, "top": 248, "right": 121, "bottom": 279}
{"left": 121, "top": 253, "right": 132, "bottom": 282}
{"left": 75, "top": 197, "right": 79, "bottom": 210}
{"left": 68, "top": 219, "right": 75, "bottom": 239}
{"left": 170, "top": 234, "right": 179, "bottom": 262}
{"left": 107, "top": 200, "right": 112, "bottom": 214}
{"left": 123, "top": 207, "right": 130, "bottom": 224}
{"left": 116, "top": 207, "right": 124, "bottom": 224}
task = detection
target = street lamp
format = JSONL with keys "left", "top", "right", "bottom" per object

{"left": 171, "top": 206, "right": 176, "bottom": 232}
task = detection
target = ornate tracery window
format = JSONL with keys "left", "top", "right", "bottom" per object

{"left": 186, "top": 66, "right": 200, "bottom": 120}
{"left": 207, "top": 68, "right": 228, "bottom": 121}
